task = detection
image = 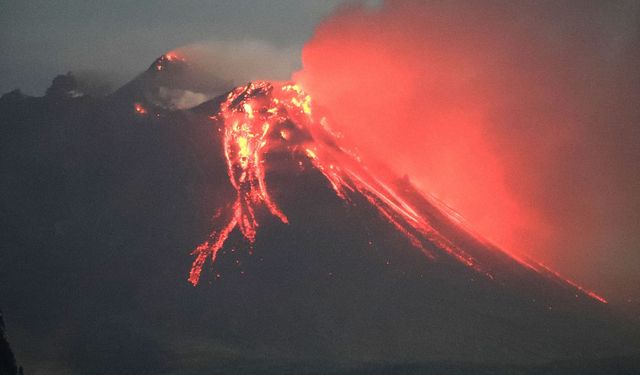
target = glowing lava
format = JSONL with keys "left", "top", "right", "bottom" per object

{"left": 134, "top": 103, "right": 147, "bottom": 115}
{"left": 154, "top": 51, "right": 186, "bottom": 71}
{"left": 187, "top": 81, "right": 607, "bottom": 304}
{"left": 189, "top": 82, "right": 291, "bottom": 285}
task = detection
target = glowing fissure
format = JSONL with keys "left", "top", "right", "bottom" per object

{"left": 154, "top": 51, "right": 186, "bottom": 71}
{"left": 427, "top": 193, "right": 608, "bottom": 303}
{"left": 187, "top": 81, "right": 607, "bottom": 304}
{"left": 189, "top": 82, "right": 289, "bottom": 285}
{"left": 134, "top": 103, "right": 147, "bottom": 115}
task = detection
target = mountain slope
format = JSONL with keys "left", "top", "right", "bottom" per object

{"left": 0, "top": 58, "right": 638, "bottom": 374}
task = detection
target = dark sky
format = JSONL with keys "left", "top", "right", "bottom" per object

{"left": 0, "top": 0, "right": 379, "bottom": 95}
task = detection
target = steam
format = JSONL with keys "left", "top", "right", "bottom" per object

{"left": 294, "top": 0, "right": 640, "bottom": 301}
{"left": 141, "top": 39, "right": 300, "bottom": 109}
{"left": 176, "top": 40, "right": 298, "bottom": 91}
{"left": 155, "top": 87, "right": 210, "bottom": 110}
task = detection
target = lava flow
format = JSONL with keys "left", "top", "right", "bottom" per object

{"left": 187, "top": 81, "right": 607, "bottom": 304}
{"left": 189, "top": 82, "right": 289, "bottom": 285}
{"left": 154, "top": 51, "right": 186, "bottom": 71}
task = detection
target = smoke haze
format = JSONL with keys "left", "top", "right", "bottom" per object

{"left": 0, "top": 0, "right": 368, "bottom": 96}
{"left": 294, "top": 0, "right": 640, "bottom": 303}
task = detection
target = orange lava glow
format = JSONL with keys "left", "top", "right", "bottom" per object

{"left": 164, "top": 52, "right": 183, "bottom": 62}
{"left": 187, "top": 81, "right": 607, "bottom": 304}
{"left": 291, "top": 4, "right": 530, "bottom": 263}
{"left": 134, "top": 103, "right": 147, "bottom": 115}
{"left": 155, "top": 51, "right": 186, "bottom": 71}
{"left": 189, "top": 82, "right": 291, "bottom": 285}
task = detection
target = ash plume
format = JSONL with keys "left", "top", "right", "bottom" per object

{"left": 293, "top": 0, "right": 640, "bottom": 303}
{"left": 138, "top": 40, "right": 300, "bottom": 109}
{"left": 175, "top": 40, "right": 299, "bottom": 93}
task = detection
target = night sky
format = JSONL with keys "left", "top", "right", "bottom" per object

{"left": 0, "top": 0, "right": 380, "bottom": 95}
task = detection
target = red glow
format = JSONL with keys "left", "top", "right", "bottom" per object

{"left": 292, "top": 15, "right": 525, "bottom": 257}
{"left": 155, "top": 51, "right": 186, "bottom": 71}
{"left": 134, "top": 103, "right": 147, "bottom": 115}
{"left": 189, "top": 82, "right": 291, "bottom": 286}
{"left": 188, "top": 81, "right": 607, "bottom": 304}
{"left": 288, "top": 2, "right": 640, "bottom": 304}
{"left": 164, "top": 52, "right": 183, "bottom": 62}
{"left": 534, "top": 262, "right": 608, "bottom": 304}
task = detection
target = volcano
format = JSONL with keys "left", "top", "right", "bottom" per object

{"left": 113, "top": 51, "right": 227, "bottom": 111}
{"left": 1, "top": 54, "right": 639, "bottom": 374}
{"left": 186, "top": 80, "right": 610, "bottom": 303}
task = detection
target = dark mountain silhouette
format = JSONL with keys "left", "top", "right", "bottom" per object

{"left": 112, "top": 52, "right": 228, "bottom": 110}
{"left": 0, "top": 56, "right": 639, "bottom": 374}
{"left": 0, "top": 311, "right": 21, "bottom": 375}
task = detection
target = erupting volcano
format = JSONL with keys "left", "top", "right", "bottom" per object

{"left": 188, "top": 82, "right": 291, "bottom": 285}
{"left": 187, "top": 81, "right": 606, "bottom": 305}
{"left": 3, "top": 48, "right": 639, "bottom": 373}
{"left": 5, "top": 0, "right": 640, "bottom": 371}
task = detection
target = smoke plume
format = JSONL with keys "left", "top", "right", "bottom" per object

{"left": 176, "top": 40, "right": 298, "bottom": 92}
{"left": 294, "top": 0, "right": 640, "bottom": 302}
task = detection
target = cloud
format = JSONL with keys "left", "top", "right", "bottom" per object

{"left": 138, "top": 39, "right": 301, "bottom": 109}
{"left": 176, "top": 39, "right": 299, "bottom": 90}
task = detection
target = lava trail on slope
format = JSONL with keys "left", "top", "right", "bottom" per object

{"left": 188, "top": 81, "right": 606, "bottom": 305}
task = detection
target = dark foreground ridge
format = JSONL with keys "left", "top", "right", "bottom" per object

{"left": 0, "top": 56, "right": 639, "bottom": 374}
{"left": 0, "top": 311, "right": 22, "bottom": 375}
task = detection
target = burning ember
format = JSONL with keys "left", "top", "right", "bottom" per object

{"left": 189, "top": 82, "right": 291, "bottom": 285}
{"left": 187, "top": 81, "right": 607, "bottom": 304}
{"left": 154, "top": 51, "right": 186, "bottom": 71}
{"left": 188, "top": 81, "right": 478, "bottom": 285}
{"left": 134, "top": 103, "right": 147, "bottom": 115}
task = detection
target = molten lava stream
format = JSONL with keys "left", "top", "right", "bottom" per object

{"left": 187, "top": 81, "right": 608, "bottom": 305}
{"left": 189, "top": 83, "right": 289, "bottom": 286}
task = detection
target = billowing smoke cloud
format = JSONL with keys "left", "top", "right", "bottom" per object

{"left": 294, "top": 0, "right": 640, "bottom": 302}
{"left": 176, "top": 40, "right": 298, "bottom": 90}
{"left": 142, "top": 39, "right": 300, "bottom": 109}
{"left": 154, "top": 87, "right": 210, "bottom": 110}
